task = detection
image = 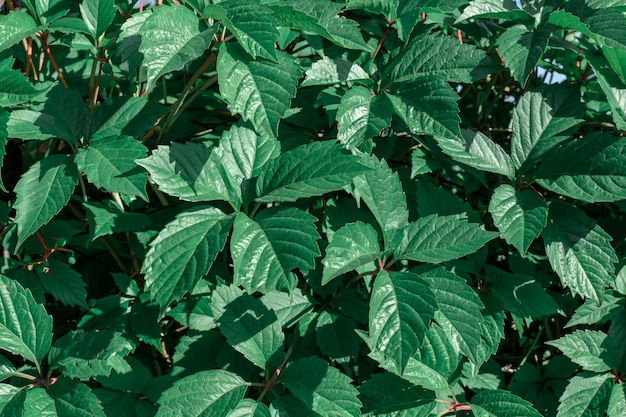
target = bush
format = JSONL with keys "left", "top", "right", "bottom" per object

{"left": 0, "top": 0, "right": 625, "bottom": 416}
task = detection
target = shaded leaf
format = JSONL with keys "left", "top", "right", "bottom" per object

{"left": 496, "top": 25, "right": 551, "bottom": 85}
{"left": 359, "top": 373, "right": 436, "bottom": 417}
{"left": 337, "top": 87, "right": 393, "bottom": 149}
{"left": 471, "top": 389, "right": 543, "bottom": 417}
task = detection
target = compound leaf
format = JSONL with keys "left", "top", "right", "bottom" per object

{"left": 0, "top": 11, "right": 39, "bottom": 52}
{"left": 79, "top": 0, "right": 115, "bottom": 40}
{"left": 547, "top": 330, "right": 612, "bottom": 372}
{"left": 496, "top": 25, "right": 551, "bottom": 85}
{"left": 471, "top": 390, "right": 543, "bottom": 417}
{"left": 337, "top": 87, "right": 393, "bottom": 149}
{"left": 557, "top": 373, "right": 612, "bottom": 417}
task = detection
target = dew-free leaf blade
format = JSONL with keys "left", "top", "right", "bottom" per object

{"left": 79, "top": 0, "right": 115, "bottom": 40}
{"left": 256, "top": 141, "right": 373, "bottom": 203}
{"left": 217, "top": 42, "right": 301, "bottom": 137}
{"left": 0, "top": 11, "right": 39, "bottom": 52}
{"left": 366, "top": 271, "right": 437, "bottom": 374}
{"left": 488, "top": 184, "right": 548, "bottom": 256}
{"left": 471, "top": 390, "right": 543, "bottom": 417}
{"left": 556, "top": 373, "right": 612, "bottom": 417}
{"left": 322, "top": 221, "right": 381, "bottom": 285}
{"left": 138, "top": 5, "right": 214, "bottom": 89}
{"left": 205, "top": 0, "right": 278, "bottom": 61}
{"left": 337, "top": 87, "right": 393, "bottom": 149}
{"left": 543, "top": 201, "right": 617, "bottom": 303}
{"left": 76, "top": 136, "right": 148, "bottom": 200}
{"left": 496, "top": 25, "right": 551, "bottom": 85}
{"left": 13, "top": 154, "right": 78, "bottom": 250}
{"left": 155, "top": 370, "right": 247, "bottom": 417}
{"left": 546, "top": 330, "right": 612, "bottom": 372}
{"left": 0, "top": 274, "right": 53, "bottom": 368}
{"left": 279, "top": 357, "right": 362, "bottom": 417}
{"left": 358, "top": 373, "right": 436, "bottom": 417}
{"left": 397, "top": 215, "right": 497, "bottom": 263}
{"left": 143, "top": 207, "right": 234, "bottom": 312}
{"left": 231, "top": 208, "right": 320, "bottom": 293}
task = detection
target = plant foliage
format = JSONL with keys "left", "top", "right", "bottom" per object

{"left": 0, "top": 0, "right": 625, "bottom": 416}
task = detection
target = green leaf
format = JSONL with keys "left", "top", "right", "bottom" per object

{"left": 547, "top": 330, "right": 614, "bottom": 372}
{"left": 575, "top": 8, "right": 626, "bottom": 49}
{"left": 143, "top": 207, "right": 234, "bottom": 312}
{"left": 0, "top": 109, "right": 7, "bottom": 193}
{"left": 156, "top": 370, "right": 247, "bottom": 417}
{"left": 388, "top": 76, "right": 462, "bottom": 140}
{"left": 383, "top": 32, "right": 487, "bottom": 84}
{"left": 39, "top": 259, "right": 88, "bottom": 309}
{"left": 585, "top": 47, "right": 626, "bottom": 131}
{"left": 211, "top": 285, "right": 284, "bottom": 369}
{"left": 608, "top": 384, "right": 626, "bottom": 417}
{"left": 205, "top": 0, "right": 278, "bottom": 61}
{"left": 0, "top": 66, "right": 42, "bottom": 106}
{"left": 496, "top": 25, "right": 551, "bottom": 85}
{"left": 543, "top": 201, "right": 617, "bottom": 302}
{"left": 48, "top": 329, "right": 134, "bottom": 380}
{"left": 6, "top": 85, "right": 88, "bottom": 147}
{"left": 511, "top": 85, "right": 585, "bottom": 171}
{"left": 260, "top": 289, "right": 314, "bottom": 328}
{"left": 471, "top": 389, "right": 542, "bottom": 417}
{"left": 0, "top": 274, "right": 52, "bottom": 368}
{"left": 279, "top": 357, "right": 362, "bottom": 417}
{"left": 436, "top": 129, "right": 515, "bottom": 178}
{"left": 256, "top": 141, "right": 372, "bottom": 203}
{"left": 301, "top": 56, "right": 371, "bottom": 87}
{"left": 456, "top": 0, "right": 533, "bottom": 22}
{"left": 228, "top": 399, "right": 271, "bottom": 417}
{"left": 402, "top": 357, "right": 452, "bottom": 391}
{"left": 13, "top": 154, "right": 78, "bottom": 250}
{"left": 87, "top": 96, "right": 168, "bottom": 141}
{"left": 48, "top": 378, "right": 107, "bottom": 417}
{"left": 315, "top": 311, "right": 361, "bottom": 361}
{"left": 76, "top": 136, "right": 148, "bottom": 200}
{"left": 231, "top": 207, "right": 320, "bottom": 293}
{"left": 322, "top": 221, "right": 381, "bottom": 285}
{"left": 83, "top": 201, "right": 150, "bottom": 242}
{"left": 536, "top": 134, "right": 626, "bottom": 202}
{"left": 352, "top": 158, "right": 408, "bottom": 249}
{"left": 136, "top": 142, "right": 236, "bottom": 204}
{"left": 416, "top": 267, "right": 485, "bottom": 364}
{"left": 488, "top": 184, "right": 548, "bottom": 256}
{"left": 79, "top": 0, "right": 115, "bottom": 40}
{"left": 270, "top": 1, "right": 372, "bottom": 51}
{"left": 397, "top": 215, "right": 497, "bottom": 263}
{"left": 138, "top": 5, "right": 214, "bottom": 89}
{"left": 217, "top": 42, "right": 301, "bottom": 137}
{"left": 557, "top": 373, "right": 612, "bottom": 417}
{"left": 0, "top": 11, "right": 39, "bottom": 52}
{"left": 358, "top": 373, "right": 436, "bottom": 417}
{"left": 366, "top": 270, "right": 437, "bottom": 374}
{"left": 336, "top": 87, "right": 393, "bottom": 149}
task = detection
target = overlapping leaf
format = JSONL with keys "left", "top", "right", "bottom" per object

{"left": 358, "top": 373, "right": 435, "bottom": 417}
{"left": 0, "top": 11, "right": 39, "bottom": 52}
{"left": 352, "top": 158, "right": 408, "bottom": 249}
{"left": 205, "top": 0, "right": 278, "bottom": 61}
{"left": 138, "top": 5, "right": 214, "bottom": 89}
{"left": 436, "top": 129, "right": 515, "bottom": 178}
{"left": 584, "top": 46, "right": 626, "bottom": 131}
{"left": 366, "top": 271, "right": 437, "bottom": 374}
{"left": 336, "top": 87, "right": 393, "bottom": 149}
{"left": 279, "top": 357, "right": 362, "bottom": 417}
{"left": 217, "top": 42, "right": 301, "bottom": 137}
{"left": 543, "top": 201, "right": 617, "bottom": 302}
{"left": 143, "top": 207, "right": 234, "bottom": 311}
{"left": 212, "top": 285, "right": 284, "bottom": 369}
{"left": 0, "top": 274, "right": 53, "bottom": 369}
{"left": 396, "top": 215, "right": 497, "bottom": 263}
{"left": 256, "top": 141, "right": 373, "bottom": 203}
{"left": 547, "top": 330, "right": 613, "bottom": 372}
{"left": 511, "top": 85, "right": 585, "bottom": 171}
{"left": 471, "top": 390, "right": 543, "bottom": 417}
{"left": 301, "top": 57, "right": 371, "bottom": 87}
{"left": 270, "top": 0, "right": 371, "bottom": 51}
{"left": 156, "top": 370, "right": 247, "bottom": 417}
{"left": 79, "top": 0, "right": 115, "bottom": 40}
{"left": 0, "top": 65, "right": 42, "bottom": 106}
{"left": 13, "top": 154, "right": 78, "bottom": 250}
{"left": 76, "top": 136, "right": 148, "bottom": 200}
{"left": 322, "top": 221, "right": 382, "bottom": 285}
{"left": 230, "top": 207, "right": 320, "bottom": 293}
{"left": 488, "top": 184, "right": 548, "bottom": 256}
{"left": 557, "top": 373, "right": 612, "bottom": 417}
{"left": 416, "top": 267, "right": 485, "bottom": 364}
{"left": 83, "top": 201, "right": 150, "bottom": 242}
{"left": 496, "top": 25, "right": 551, "bottom": 85}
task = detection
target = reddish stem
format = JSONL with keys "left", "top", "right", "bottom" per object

{"left": 38, "top": 32, "right": 68, "bottom": 87}
{"left": 373, "top": 21, "right": 394, "bottom": 60}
